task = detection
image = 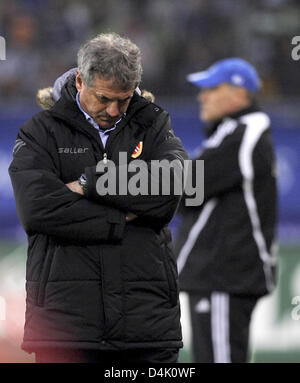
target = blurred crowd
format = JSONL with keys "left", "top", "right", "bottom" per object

{"left": 0, "top": 0, "right": 300, "bottom": 107}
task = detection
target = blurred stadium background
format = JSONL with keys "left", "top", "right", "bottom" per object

{"left": 0, "top": 0, "right": 300, "bottom": 363}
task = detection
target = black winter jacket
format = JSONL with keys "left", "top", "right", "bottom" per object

{"left": 9, "top": 78, "right": 187, "bottom": 353}
{"left": 174, "top": 105, "right": 277, "bottom": 297}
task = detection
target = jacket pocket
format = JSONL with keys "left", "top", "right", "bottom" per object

{"left": 36, "top": 239, "right": 55, "bottom": 307}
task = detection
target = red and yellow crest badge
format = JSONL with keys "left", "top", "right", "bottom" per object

{"left": 131, "top": 141, "right": 143, "bottom": 158}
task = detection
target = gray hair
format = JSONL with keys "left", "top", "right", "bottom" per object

{"left": 77, "top": 32, "right": 143, "bottom": 90}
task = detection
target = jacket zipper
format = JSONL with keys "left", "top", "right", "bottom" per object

{"left": 103, "top": 152, "right": 108, "bottom": 164}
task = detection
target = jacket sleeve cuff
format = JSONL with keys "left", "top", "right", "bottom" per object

{"left": 107, "top": 208, "right": 126, "bottom": 242}
{"left": 84, "top": 165, "right": 105, "bottom": 201}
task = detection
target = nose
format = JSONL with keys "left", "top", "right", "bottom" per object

{"left": 106, "top": 101, "right": 120, "bottom": 118}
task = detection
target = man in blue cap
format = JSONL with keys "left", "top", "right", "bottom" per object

{"left": 175, "top": 58, "right": 278, "bottom": 363}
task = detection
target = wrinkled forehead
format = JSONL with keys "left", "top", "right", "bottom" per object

{"left": 89, "top": 75, "right": 135, "bottom": 97}
{"left": 89, "top": 73, "right": 135, "bottom": 92}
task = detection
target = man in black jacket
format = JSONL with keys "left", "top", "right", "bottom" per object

{"left": 9, "top": 32, "right": 187, "bottom": 363}
{"left": 175, "top": 58, "right": 277, "bottom": 363}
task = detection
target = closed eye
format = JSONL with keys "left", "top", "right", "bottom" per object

{"left": 97, "top": 95, "right": 110, "bottom": 103}
{"left": 118, "top": 97, "right": 131, "bottom": 105}
{"left": 95, "top": 93, "right": 132, "bottom": 105}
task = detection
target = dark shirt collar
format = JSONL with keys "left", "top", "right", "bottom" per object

{"left": 204, "top": 102, "right": 260, "bottom": 138}
{"left": 226, "top": 102, "right": 260, "bottom": 120}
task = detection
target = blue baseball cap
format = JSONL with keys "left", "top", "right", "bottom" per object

{"left": 187, "top": 58, "right": 260, "bottom": 92}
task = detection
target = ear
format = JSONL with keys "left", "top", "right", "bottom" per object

{"left": 237, "top": 87, "right": 247, "bottom": 98}
{"left": 232, "top": 86, "right": 244, "bottom": 100}
{"left": 234, "top": 87, "right": 251, "bottom": 109}
{"left": 75, "top": 71, "right": 83, "bottom": 92}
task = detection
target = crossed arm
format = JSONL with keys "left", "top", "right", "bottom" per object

{"left": 9, "top": 114, "right": 187, "bottom": 244}
{"left": 65, "top": 113, "right": 188, "bottom": 228}
{"left": 65, "top": 180, "right": 137, "bottom": 222}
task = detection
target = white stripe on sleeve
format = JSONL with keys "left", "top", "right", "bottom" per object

{"left": 177, "top": 199, "right": 218, "bottom": 275}
{"left": 238, "top": 112, "right": 274, "bottom": 292}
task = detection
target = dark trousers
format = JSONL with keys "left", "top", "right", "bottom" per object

{"left": 35, "top": 347, "right": 179, "bottom": 363}
{"left": 189, "top": 292, "right": 258, "bottom": 363}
